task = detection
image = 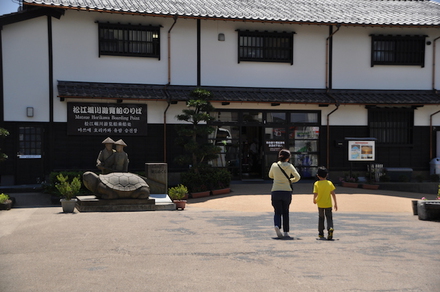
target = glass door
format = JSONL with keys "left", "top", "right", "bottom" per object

{"left": 16, "top": 126, "right": 44, "bottom": 184}
{"left": 288, "top": 112, "right": 320, "bottom": 178}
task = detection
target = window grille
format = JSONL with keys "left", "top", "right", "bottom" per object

{"left": 98, "top": 22, "right": 161, "bottom": 58}
{"left": 237, "top": 30, "right": 294, "bottom": 64}
{"left": 370, "top": 35, "right": 426, "bottom": 67}
{"left": 18, "top": 127, "right": 42, "bottom": 156}
{"left": 368, "top": 108, "right": 413, "bottom": 145}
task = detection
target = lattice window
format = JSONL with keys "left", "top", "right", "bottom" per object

{"left": 98, "top": 22, "right": 161, "bottom": 58}
{"left": 237, "top": 30, "right": 294, "bottom": 64}
{"left": 18, "top": 127, "right": 42, "bottom": 156}
{"left": 370, "top": 35, "right": 426, "bottom": 67}
{"left": 369, "top": 108, "right": 414, "bottom": 145}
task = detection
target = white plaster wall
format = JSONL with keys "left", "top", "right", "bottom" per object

{"left": 52, "top": 11, "right": 170, "bottom": 84}
{"left": 3, "top": 17, "right": 50, "bottom": 122}
{"left": 52, "top": 11, "right": 198, "bottom": 122}
{"left": 415, "top": 106, "right": 440, "bottom": 126}
{"left": 200, "top": 21, "right": 327, "bottom": 88}
{"left": 333, "top": 27, "right": 438, "bottom": 90}
{"left": 320, "top": 105, "right": 368, "bottom": 126}
{"left": 169, "top": 20, "right": 198, "bottom": 85}
{"left": 3, "top": 10, "right": 440, "bottom": 124}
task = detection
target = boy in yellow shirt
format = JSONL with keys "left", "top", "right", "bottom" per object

{"left": 313, "top": 166, "right": 338, "bottom": 240}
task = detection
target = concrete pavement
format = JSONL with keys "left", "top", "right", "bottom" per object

{"left": 0, "top": 181, "right": 439, "bottom": 292}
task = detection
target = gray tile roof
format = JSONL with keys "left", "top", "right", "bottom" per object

{"left": 330, "top": 89, "right": 440, "bottom": 105}
{"left": 24, "top": 0, "right": 440, "bottom": 27}
{"left": 57, "top": 81, "right": 440, "bottom": 105}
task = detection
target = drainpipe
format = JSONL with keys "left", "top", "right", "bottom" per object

{"left": 326, "top": 92, "right": 340, "bottom": 169}
{"left": 324, "top": 24, "right": 341, "bottom": 169}
{"left": 326, "top": 24, "right": 341, "bottom": 90}
{"left": 163, "top": 16, "right": 178, "bottom": 162}
{"left": 430, "top": 110, "right": 440, "bottom": 160}
{"left": 433, "top": 36, "right": 440, "bottom": 91}
{"left": 163, "top": 91, "right": 172, "bottom": 163}
{"left": 47, "top": 15, "right": 55, "bottom": 176}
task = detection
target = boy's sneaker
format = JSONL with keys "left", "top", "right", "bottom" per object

{"left": 274, "top": 226, "right": 283, "bottom": 238}
{"left": 328, "top": 228, "right": 334, "bottom": 240}
{"left": 318, "top": 234, "right": 324, "bottom": 239}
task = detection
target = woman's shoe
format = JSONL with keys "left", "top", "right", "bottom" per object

{"left": 274, "top": 226, "right": 283, "bottom": 238}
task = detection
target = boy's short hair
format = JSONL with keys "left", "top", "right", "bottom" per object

{"left": 317, "top": 166, "right": 328, "bottom": 178}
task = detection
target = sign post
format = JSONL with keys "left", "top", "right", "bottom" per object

{"left": 345, "top": 137, "right": 377, "bottom": 181}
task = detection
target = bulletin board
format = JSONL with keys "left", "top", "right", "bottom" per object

{"left": 348, "top": 140, "right": 375, "bottom": 162}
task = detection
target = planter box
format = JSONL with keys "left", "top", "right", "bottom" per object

{"left": 173, "top": 200, "right": 187, "bottom": 210}
{"left": 412, "top": 200, "right": 419, "bottom": 215}
{"left": 362, "top": 184, "right": 379, "bottom": 190}
{"left": 61, "top": 198, "right": 77, "bottom": 213}
{"left": 190, "top": 191, "right": 210, "bottom": 198}
{"left": 0, "top": 200, "right": 12, "bottom": 210}
{"left": 211, "top": 188, "right": 231, "bottom": 196}
{"left": 417, "top": 200, "right": 440, "bottom": 221}
{"left": 341, "top": 182, "right": 359, "bottom": 188}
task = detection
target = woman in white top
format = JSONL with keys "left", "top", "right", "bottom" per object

{"left": 268, "top": 149, "right": 301, "bottom": 238}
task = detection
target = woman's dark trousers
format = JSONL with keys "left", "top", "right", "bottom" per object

{"left": 271, "top": 191, "right": 292, "bottom": 232}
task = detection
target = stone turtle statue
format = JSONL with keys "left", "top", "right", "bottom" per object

{"left": 83, "top": 171, "right": 150, "bottom": 199}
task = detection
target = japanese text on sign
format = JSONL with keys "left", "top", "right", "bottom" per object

{"left": 67, "top": 103, "right": 147, "bottom": 136}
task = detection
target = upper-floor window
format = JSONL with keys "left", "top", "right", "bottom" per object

{"left": 368, "top": 107, "right": 414, "bottom": 145}
{"left": 370, "top": 35, "right": 426, "bottom": 67}
{"left": 98, "top": 22, "right": 161, "bottom": 59}
{"left": 237, "top": 30, "right": 295, "bottom": 64}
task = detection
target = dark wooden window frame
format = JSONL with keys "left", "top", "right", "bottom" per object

{"left": 18, "top": 126, "right": 43, "bottom": 156}
{"left": 368, "top": 107, "right": 414, "bottom": 146}
{"left": 98, "top": 22, "right": 161, "bottom": 59}
{"left": 237, "top": 30, "right": 295, "bottom": 64}
{"left": 370, "top": 34, "right": 426, "bottom": 67}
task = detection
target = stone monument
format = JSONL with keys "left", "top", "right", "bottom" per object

{"left": 145, "top": 163, "right": 168, "bottom": 194}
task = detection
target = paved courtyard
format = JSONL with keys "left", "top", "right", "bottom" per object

{"left": 0, "top": 182, "right": 439, "bottom": 292}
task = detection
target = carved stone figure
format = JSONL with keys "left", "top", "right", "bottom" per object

{"left": 96, "top": 137, "right": 116, "bottom": 174}
{"left": 83, "top": 171, "right": 150, "bottom": 199}
{"left": 111, "top": 139, "right": 129, "bottom": 172}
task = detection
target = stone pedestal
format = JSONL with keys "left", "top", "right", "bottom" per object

{"left": 75, "top": 194, "right": 175, "bottom": 212}
{"left": 145, "top": 163, "right": 167, "bottom": 194}
{"left": 76, "top": 196, "right": 156, "bottom": 212}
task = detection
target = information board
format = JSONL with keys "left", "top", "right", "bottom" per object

{"left": 67, "top": 103, "right": 147, "bottom": 136}
{"left": 348, "top": 140, "right": 375, "bottom": 161}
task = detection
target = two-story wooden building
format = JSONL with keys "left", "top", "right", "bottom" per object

{"left": 1, "top": 0, "right": 440, "bottom": 184}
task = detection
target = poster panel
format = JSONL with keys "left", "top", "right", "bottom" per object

{"left": 348, "top": 140, "right": 375, "bottom": 161}
{"left": 67, "top": 103, "right": 147, "bottom": 136}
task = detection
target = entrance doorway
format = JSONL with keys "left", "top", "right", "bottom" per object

{"left": 16, "top": 126, "right": 44, "bottom": 184}
{"left": 241, "top": 126, "right": 263, "bottom": 179}
{"left": 210, "top": 110, "right": 320, "bottom": 180}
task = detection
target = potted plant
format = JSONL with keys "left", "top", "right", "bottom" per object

{"left": 0, "top": 193, "right": 12, "bottom": 211}
{"left": 168, "top": 184, "right": 188, "bottom": 210}
{"left": 55, "top": 173, "right": 81, "bottom": 213}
